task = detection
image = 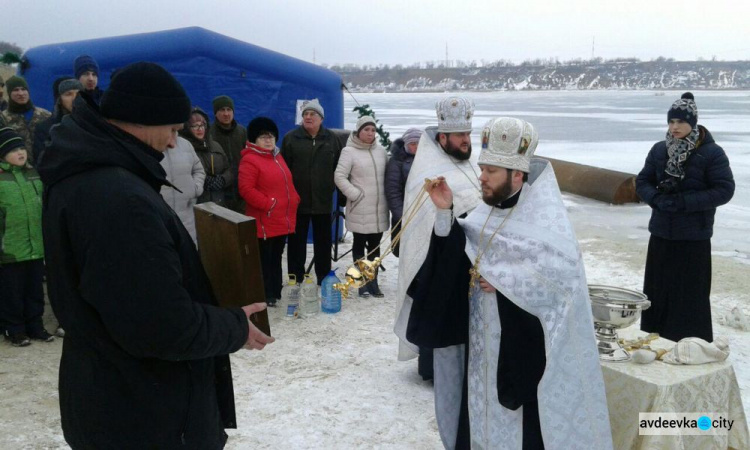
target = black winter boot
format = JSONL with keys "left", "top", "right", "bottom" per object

{"left": 368, "top": 269, "right": 385, "bottom": 298}
{"left": 358, "top": 286, "right": 370, "bottom": 298}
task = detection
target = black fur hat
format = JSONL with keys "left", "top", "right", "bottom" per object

{"left": 247, "top": 117, "right": 279, "bottom": 143}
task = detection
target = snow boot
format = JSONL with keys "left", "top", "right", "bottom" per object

{"left": 368, "top": 269, "right": 385, "bottom": 298}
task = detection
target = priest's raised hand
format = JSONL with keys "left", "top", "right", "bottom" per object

{"left": 425, "top": 176, "right": 453, "bottom": 209}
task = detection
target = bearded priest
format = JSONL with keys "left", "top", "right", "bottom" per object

{"left": 406, "top": 117, "right": 613, "bottom": 449}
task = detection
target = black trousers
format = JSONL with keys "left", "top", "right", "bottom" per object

{"left": 641, "top": 235, "right": 713, "bottom": 342}
{"left": 352, "top": 232, "right": 383, "bottom": 262}
{"left": 287, "top": 213, "right": 331, "bottom": 285}
{"left": 259, "top": 235, "right": 287, "bottom": 300}
{"left": 0, "top": 259, "right": 46, "bottom": 335}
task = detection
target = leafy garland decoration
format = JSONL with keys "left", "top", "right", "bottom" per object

{"left": 1, "top": 53, "right": 21, "bottom": 65}
{"left": 352, "top": 104, "right": 391, "bottom": 148}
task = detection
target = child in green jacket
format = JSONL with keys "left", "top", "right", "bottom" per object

{"left": 0, "top": 127, "right": 51, "bottom": 346}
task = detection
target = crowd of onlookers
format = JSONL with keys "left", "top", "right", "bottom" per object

{"left": 0, "top": 55, "right": 421, "bottom": 347}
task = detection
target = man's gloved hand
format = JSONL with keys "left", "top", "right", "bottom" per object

{"left": 653, "top": 193, "right": 684, "bottom": 212}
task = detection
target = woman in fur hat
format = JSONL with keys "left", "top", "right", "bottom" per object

{"left": 239, "top": 117, "right": 300, "bottom": 306}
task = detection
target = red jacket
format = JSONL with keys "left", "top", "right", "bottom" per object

{"left": 239, "top": 142, "right": 300, "bottom": 239}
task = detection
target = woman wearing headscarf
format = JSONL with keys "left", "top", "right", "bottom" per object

{"left": 334, "top": 116, "right": 389, "bottom": 298}
{"left": 636, "top": 92, "right": 735, "bottom": 342}
{"left": 385, "top": 128, "right": 422, "bottom": 258}
{"left": 238, "top": 117, "right": 299, "bottom": 306}
{"left": 179, "top": 107, "right": 232, "bottom": 206}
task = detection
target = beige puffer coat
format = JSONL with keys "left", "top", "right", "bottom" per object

{"left": 334, "top": 132, "right": 389, "bottom": 234}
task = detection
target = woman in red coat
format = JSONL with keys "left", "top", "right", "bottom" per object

{"left": 239, "top": 117, "right": 300, "bottom": 305}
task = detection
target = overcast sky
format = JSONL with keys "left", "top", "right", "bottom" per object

{"left": 3, "top": 0, "right": 749, "bottom": 65}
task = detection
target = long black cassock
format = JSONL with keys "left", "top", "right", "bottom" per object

{"left": 406, "top": 191, "right": 546, "bottom": 450}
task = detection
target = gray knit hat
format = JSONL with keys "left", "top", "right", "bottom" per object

{"left": 58, "top": 79, "right": 83, "bottom": 96}
{"left": 301, "top": 98, "right": 325, "bottom": 118}
{"left": 402, "top": 128, "right": 423, "bottom": 146}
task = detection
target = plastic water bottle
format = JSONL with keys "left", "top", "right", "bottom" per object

{"left": 321, "top": 270, "right": 342, "bottom": 314}
{"left": 280, "top": 275, "right": 300, "bottom": 318}
{"left": 298, "top": 274, "right": 319, "bottom": 318}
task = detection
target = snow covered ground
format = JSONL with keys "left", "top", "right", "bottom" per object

{"left": 1, "top": 196, "right": 748, "bottom": 448}
{"left": 1, "top": 91, "right": 748, "bottom": 448}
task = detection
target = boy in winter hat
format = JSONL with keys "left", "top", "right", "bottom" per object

{"left": 74, "top": 55, "right": 102, "bottom": 104}
{"left": 0, "top": 127, "right": 51, "bottom": 346}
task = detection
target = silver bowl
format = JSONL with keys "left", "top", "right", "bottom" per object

{"left": 589, "top": 285, "right": 651, "bottom": 362}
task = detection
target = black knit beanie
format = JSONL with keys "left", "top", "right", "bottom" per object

{"left": 5, "top": 76, "right": 33, "bottom": 113}
{"left": 212, "top": 95, "right": 234, "bottom": 115}
{"left": 247, "top": 117, "right": 279, "bottom": 143}
{"left": 5, "top": 75, "right": 28, "bottom": 93}
{"left": 74, "top": 55, "right": 100, "bottom": 79}
{"left": 667, "top": 92, "right": 698, "bottom": 128}
{"left": 0, "top": 127, "right": 26, "bottom": 159}
{"left": 100, "top": 62, "right": 191, "bottom": 125}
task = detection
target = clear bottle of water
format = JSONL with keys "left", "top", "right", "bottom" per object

{"left": 280, "top": 275, "right": 300, "bottom": 318}
{"left": 321, "top": 270, "right": 342, "bottom": 314}
{"left": 298, "top": 274, "right": 319, "bottom": 318}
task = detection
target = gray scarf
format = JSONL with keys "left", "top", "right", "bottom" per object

{"left": 665, "top": 126, "right": 699, "bottom": 179}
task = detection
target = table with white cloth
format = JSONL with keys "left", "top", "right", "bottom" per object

{"left": 600, "top": 328, "right": 749, "bottom": 450}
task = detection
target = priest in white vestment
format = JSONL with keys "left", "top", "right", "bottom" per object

{"left": 394, "top": 96, "right": 482, "bottom": 377}
{"left": 407, "top": 117, "right": 613, "bottom": 449}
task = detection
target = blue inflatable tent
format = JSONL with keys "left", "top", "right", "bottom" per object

{"left": 19, "top": 26, "right": 344, "bottom": 135}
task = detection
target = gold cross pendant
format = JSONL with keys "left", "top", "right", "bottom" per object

{"left": 468, "top": 264, "right": 481, "bottom": 296}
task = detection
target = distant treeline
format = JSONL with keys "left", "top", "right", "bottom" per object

{"left": 336, "top": 59, "right": 750, "bottom": 92}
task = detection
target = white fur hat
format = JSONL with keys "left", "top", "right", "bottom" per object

{"left": 477, "top": 117, "right": 539, "bottom": 173}
{"left": 435, "top": 96, "right": 474, "bottom": 133}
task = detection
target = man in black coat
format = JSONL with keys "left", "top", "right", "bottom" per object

{"left": 38, "top": 62, "right": 274, "bottom": 449}
{"left": 280, "top": 99, "right": 343, "bottom": 284}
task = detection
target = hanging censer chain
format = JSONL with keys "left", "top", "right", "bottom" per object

{"left": 333, "top": 178, "right": 435, "bottom": 297}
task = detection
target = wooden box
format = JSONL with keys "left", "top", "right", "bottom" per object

{"left": 194, "top": 203, "right": 270, "bottom": 336}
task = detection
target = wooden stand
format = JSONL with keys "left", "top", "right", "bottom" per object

{"left": 194, "top": 203, "right": 270, "bottom": 336}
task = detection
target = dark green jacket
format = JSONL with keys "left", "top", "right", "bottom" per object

{"left": 210, "top": 120, "right": 247, "bottom": 211}
{"left": 0, "top": 161, "right": 44, "bottom": 264}
{"left": 281, "top": 126, "right": 343, "bottom": 214}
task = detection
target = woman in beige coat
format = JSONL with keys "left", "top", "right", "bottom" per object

{"left": 334, "top": 116, "right": 390, "bottom": 297}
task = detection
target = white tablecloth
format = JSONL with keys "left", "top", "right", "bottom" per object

{"left": 601, "top": 328, "right": 749, "bottom": 450}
